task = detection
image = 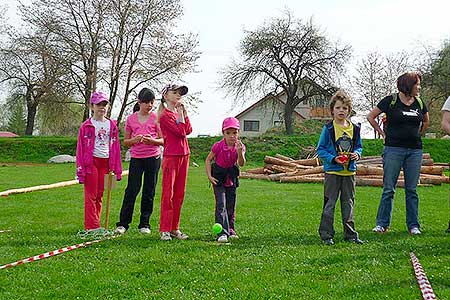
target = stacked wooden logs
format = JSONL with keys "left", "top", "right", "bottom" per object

{"left": 240, "top": 153, "right": 449, "bottom": 187}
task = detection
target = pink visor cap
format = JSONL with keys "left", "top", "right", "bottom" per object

{"left": 90, "top": 91, "right": 110, "bottom": 105}
{"left": 161, "top": 84, "right": 188, "bottom": 96}
{"left": 222, "top": 117, "right": 240, "bottom": 131}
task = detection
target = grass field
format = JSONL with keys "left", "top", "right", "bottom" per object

{"left": 1, "top": 163, "right": 449, "bottom": 299}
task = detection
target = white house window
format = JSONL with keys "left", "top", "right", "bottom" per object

{"left": 244, "top": 120, "right": 260, "bottom": 132}
{"left": 273, "top": 120, "right": 283, "bottom": 127}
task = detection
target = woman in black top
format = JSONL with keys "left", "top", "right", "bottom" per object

{"left": 367, "top": 72, "right": 429, "bottom": 235}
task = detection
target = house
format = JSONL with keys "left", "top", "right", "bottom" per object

{"left": 235, "top": 89, "right": 332, "bottom": 137}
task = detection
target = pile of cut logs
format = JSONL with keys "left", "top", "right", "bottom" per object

{"left": 240, "top": 154, "right": 449, "bottom": 187}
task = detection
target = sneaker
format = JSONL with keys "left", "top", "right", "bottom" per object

{"left": 372, "top": 225, "right": 389, "bottom": 233}
{"left": 160, "top": 232, "right": 172, "bottom": 241}
{"left": 170, "top": 230, "right": 189, "bottom": 240}
{"left": 322, "top": 238, "right": 334, "bottom": 245}
{"left": 138, "top": 227, "right": 151, "bottom": 234}
{"left": 409, "top": 227, "right": 421, "bottom": 235}
{"left": 217, "top": 234, "right": 228, "bottom": 243}
{"left": 115, "top": 226, "right": 126, "bottom": 235}
{"left": 345, "top": 238, "right": 364, "bottom": 244}
{"left": 229, "top": 229, "right": 239, "bottom": 239}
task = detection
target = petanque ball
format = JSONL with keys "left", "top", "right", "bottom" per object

{"left": 212, "top": 223, "right": 223, "bottom": 234}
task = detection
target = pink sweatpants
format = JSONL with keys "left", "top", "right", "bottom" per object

{"left": 84, "top": 157, "right": 109, "bottom": 230}
{"left": 159, "top": 155, "right": 189, "bottom": 232}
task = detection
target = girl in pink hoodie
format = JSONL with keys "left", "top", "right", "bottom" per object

{"left": 76, "top": 91, "right": 122, "bottom": 232}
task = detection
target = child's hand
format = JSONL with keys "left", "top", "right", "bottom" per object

{"left": 134, "top": 134, "right": 144, "bottom": 144}
{"left": 236, "top": 140, "right": 244, "bottom": 151}
{"left": 349, "top": 152, "right": 360, "bottom": 161}
{"left": 208, "top": 175, "right": 218, "bottom": 185}
{"left": 141, "top": 135, "right": 155, "bottom": 145}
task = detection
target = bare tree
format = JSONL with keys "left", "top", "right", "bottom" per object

{"left": 220, "top": 12, "right": 351, "bottom": 135}
{"left": 21, "top": 0, "right": 108, "bottom": 121}
{"left": 102, "top": 0, "right": 199, "bottom": 125}
{"left": 351, "top": 51, "right": 412, "bottom": 138}
{"left": 0, "top": 27, "right": 68, "bottom": 135}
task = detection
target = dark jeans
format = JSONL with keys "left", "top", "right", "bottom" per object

{"left": 319, "top": 174, "right": 358, "bottom": 240}
{"left": 117, "top": 156, "right": 161, "bottom": 229}
{"left": 213, "top": 185, "right": 237, "bottom": 236}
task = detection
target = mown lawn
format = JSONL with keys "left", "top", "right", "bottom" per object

{"left": 0, "top": 163, "right": 449, "bottom": 299}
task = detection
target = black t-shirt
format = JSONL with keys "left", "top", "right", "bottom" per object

{"left": 377, "top": 94, "right": 428, "bottom": 149}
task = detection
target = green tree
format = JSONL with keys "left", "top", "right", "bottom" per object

{"left": 418, "top": 40, "right": 450, "bottom": 136}
{"left": 5, "top": 95, "right": 27, "bottom": 135}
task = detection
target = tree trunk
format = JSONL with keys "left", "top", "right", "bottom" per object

{"left": 25, "top": 89, "right": 37, "bottom": 136}
{"left": 284, "top": 101, "right": 295, "bottom": 135}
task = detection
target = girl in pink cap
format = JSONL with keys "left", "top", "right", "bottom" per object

{"left": 205, "top": 117, "right": 246, "bottom": 243}
{"left": 76, "top": 91, "right": 122, "bottom": 234}
{"left": 157, "top": 84, "right": 192, "bottom": 241}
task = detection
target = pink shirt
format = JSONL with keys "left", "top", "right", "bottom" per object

{"left": 125, "top": 112, "right": 161, "bottom": 158}
{"left": 212, "top": 139, "right": 246, "bottom": 186}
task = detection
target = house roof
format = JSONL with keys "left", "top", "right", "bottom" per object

{"left": 235, "top": 91, "right": 306, "bottom": 119}
{"left": 0, "top": 131, "right": 19, "bottom": 138}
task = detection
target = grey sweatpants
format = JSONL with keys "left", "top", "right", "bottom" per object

{"left": 319, "top": 173, "right": 358, "bottom": 240}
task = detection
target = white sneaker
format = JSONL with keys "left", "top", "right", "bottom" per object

{"left": 115, "top": 226, "right": 126, "bottom": 234}
{"left": 170, "top": 230, "right": 189, "bottom": 240}
{"left": 217, "top": 234, "right": 228, "bottom": 243}
{"left": 409, "top": 227, "right": 421, "bottom": 235}
{"left": 372, "top": 225, "right": 389, "bottom": 233}
{"left": 160, "top": 231, "right": 172, "bottom": 241}
{"left": 139, "top": 227, "right": 151, "bottom": 234}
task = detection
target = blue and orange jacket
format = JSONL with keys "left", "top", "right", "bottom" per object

{"left": 316, "top": 121, "right": 363, "bottom": 173}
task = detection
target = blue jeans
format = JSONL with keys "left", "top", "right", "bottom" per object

{"left": 375, "top": 146, "right": 422, "bottom": 230}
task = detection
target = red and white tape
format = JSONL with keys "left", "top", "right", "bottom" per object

{"left": 410, "top": 252, "right": 437, "bottom": 300}
{"left": 0, "top": 237, "right": 114, "bottom": 270}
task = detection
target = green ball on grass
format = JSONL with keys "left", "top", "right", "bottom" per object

{"left": 212, "top": 223, "right": 223, "bottom": 235}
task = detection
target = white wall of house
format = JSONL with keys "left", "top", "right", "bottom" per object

{"left": 236, "top": 96, "right": 305, "bottom": 137}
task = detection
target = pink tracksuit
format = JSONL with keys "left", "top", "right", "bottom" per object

{"left": 158, "top": 109, "right": 192, "bottom": 232}
{"left": 76, "top": 118, "right": 122, "bottom": 230}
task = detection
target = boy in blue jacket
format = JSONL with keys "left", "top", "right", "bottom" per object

{"left": 316, "top": 90, "right": 363, "bottom": 245}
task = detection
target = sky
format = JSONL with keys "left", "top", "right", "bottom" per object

{"left": 3, "top": 0, "right": 450, "bottom": 136}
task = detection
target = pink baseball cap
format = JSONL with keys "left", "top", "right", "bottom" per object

{"left": 161, "top": 84, "right": 188, "bottom": 96}
{"left": 90, "top": 91, "right": 109, "bottom": 105}
{"left": 222, "top": 117, "right": 240, "bottom": 131}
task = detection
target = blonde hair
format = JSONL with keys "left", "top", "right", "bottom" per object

{"left": 329, "top": 90, "right": 352, "bottom": 116}
{"left": 156, "top": 97, "right": 167, "bottom": 122}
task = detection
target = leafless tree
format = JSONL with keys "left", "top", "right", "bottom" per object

{"left": 220, "top": 12, "right": 351, "bottom": 135}
{"left": 0, "top": 27, "right": 69, "bottom": 135}
{"left": 102, "top": 0, "right": 199, "bottom": 125}
{"left": 351, "top": 51, "right": 412, "bottom": 138}
{"left": 21, "top": 0, "right": 108, "bottom": 121}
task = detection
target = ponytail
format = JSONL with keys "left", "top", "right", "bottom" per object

{"left": 157, "top": 98, "right": 166, "bottom": 122}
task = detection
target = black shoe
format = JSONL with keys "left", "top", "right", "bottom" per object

{"left": 322, "top": 238, "right": 334, "bottom": 245}
{"left": 345, "top": 238, "right": 364, "bottom": 244}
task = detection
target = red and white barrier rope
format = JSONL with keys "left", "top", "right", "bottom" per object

{"left": 410, "top": 252, "right": 437, "bottom": 300}
{"left": 0, "top": 236, "right": 115, "bottom": 270}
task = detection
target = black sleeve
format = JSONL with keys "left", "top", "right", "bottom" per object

{"left": 421, "top": 100, "right": 428, "bottom": 114}
{"left": 377, "top": 95, "right": 393, "bottom": 113}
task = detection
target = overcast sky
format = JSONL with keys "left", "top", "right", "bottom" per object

{"left": 3, "top": 0, "right": 450, "bottom": 136}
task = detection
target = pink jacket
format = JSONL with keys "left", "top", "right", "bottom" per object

{"left": 76, "top": 118, "right": 122, "bottom": 183}
{"left": 159, "top": 109, "right": 192, "bottom": 156}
